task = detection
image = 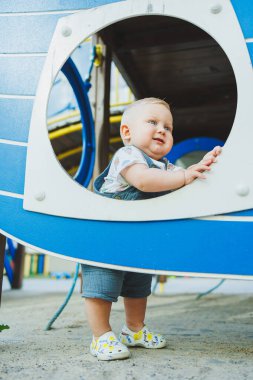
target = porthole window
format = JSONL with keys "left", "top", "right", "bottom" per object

{"left": 24, "top": 1, "right": 253, "bottom": 221}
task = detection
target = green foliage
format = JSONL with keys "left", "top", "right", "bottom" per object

{"left": 0, "top": 324, "right": 10, "bottom": 332}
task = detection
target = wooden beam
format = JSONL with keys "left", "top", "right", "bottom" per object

{"left": 112, "top": 51, "right": 146, "bottom": 99}
{"left": 11, "top": 244, "right": 25, "bottom": 289}
{"left": 102, "top": 15, "right": 212, "bottom": 51}
{"left": 99, "top": 30, "right": 144, "bottom": 99}
{"left": 116, "top": 26, "right": 213, "bottom": 52}
{"left": 99, "top": 15, "right": 236, "bottom": 107}
{"left": 0, "top": 234, "right": 6, "bottom": 306}
{"left": 89, "top": 35, "right": 112, "bottom": 183}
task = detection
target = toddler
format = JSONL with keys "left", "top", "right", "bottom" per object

{"left": 81, "top": 97, "right": 221, "bottom": 361}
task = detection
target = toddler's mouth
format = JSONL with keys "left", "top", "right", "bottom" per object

{"left": 153, "top": 138, "right": 164, "bottom": 144}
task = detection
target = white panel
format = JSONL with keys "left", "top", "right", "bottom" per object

{"left": 24, "top": 0, "right": 253, "bottom": 221}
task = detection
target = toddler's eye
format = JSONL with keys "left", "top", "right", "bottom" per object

{"left": 147, "top": 120, "right": 157, "bottom": 125}
{"left": 164, "top": 126, "right": 171, "bottom": 131}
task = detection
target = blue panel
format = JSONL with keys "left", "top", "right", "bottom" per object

{"left": 0, "top": 15, "right": 69, "bottom": 54}
{"left": 0, "top": 195, "right": 252, "bottom": 276}
{"left": 0, "top": 144, "right": 26, "bottom": 194}
{"left": 227, "top": 209, "right": 253, "bottom": 216}
{"left": 0, "top": 98, "right": 33, "bottom": 142}
{"left": 0, "top": 0, "right": 125, "bottom": 12}
{"left": 231, "top": 0, "right": 253, "bottom": 38}
{"left": 0, "top": 56, "right": 45, "bottom": 95}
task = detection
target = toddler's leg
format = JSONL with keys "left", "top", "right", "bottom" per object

{"left": 119, "top": 272, "right": 166, "bottom": 349}
{"left": 120, "top": 271, "right": 152, "bottom": 331}
{"left": 85, "top": 298, "right": 112, "bottom": 338}
{"left": 124, "top": 297, "right": 147, "bottom": 332}
{"left": 81, "top": 264, "right": 130, "bottom": 360}
{"left": 81, "top": 264, "right": 124, "bottom": 336}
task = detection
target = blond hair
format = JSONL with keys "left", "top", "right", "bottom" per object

{"left": 120, "top": 97, "right": 171, "bottom": 143}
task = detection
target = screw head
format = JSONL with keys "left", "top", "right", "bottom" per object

{"left": 210, "top": 4, "right": 222, "bottom": 14}
{"left": 236, "top": 184, "right": 250, "bottom": 197}
{"left": 61, "top": 25, "right": 72, "bottom": 37}
{"left": 35, "top": 192, "right": 46, "bottom": 201}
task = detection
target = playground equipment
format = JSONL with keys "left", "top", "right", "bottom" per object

{"left": 1, "top": 0, "right": 253, "bottom": 298}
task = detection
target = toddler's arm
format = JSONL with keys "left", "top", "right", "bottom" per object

{"left": 121, "top": 162, "right": 211, "bottom": 192}
{"left": 186, "top": 145, "right": 222, "bottom": 175}
{"left": 121, "top": 146, "right": 222, "bottom": 193}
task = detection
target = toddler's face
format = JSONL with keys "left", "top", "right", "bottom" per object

{"left": 124, "top": 103, "right": 174, "bottom": 160}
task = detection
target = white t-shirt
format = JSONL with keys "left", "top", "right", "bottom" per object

{"left": 100, "top": 145, "right": 181, "bottom": 194}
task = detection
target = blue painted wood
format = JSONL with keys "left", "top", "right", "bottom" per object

{"left": 0, "top": 144, "right": 26, "bottom": 194}
{"left": 0, "top": 56, "right": 45, "bottom": 95}
{"left": 0, "top": 0, "right": 125, "bottom": 13}
{"left": 0, "top": 15, "right": 70, "bottom": 54}
{"left": 0, "top": 99, "right": 32, "bottom": 142}
{"left": 0, "top": 195, "right": 252, "bottom": 276}
{"left": 231, "top": 0, "right": 253, "bottom": 38}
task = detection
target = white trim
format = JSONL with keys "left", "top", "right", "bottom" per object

{"left": 0, "top": 53, "right": 47, "bottom": 57}
{"left": 1, "top": 226, "right": 252, "bottom": 280}
{"left": 196, "top": 215, "right": 253, "bottom": 222}
{"left": 245, "top": 38, "right": 253, "bottom": 43}
{"left": 0, "top": 190, "right": 24, "bottom": 199}
{"left": 24, "top": 0, "right": 253, "bottom": 222}
{"left": 0, "top": 94, "right": 35, "bottom": 99}
{"left": 0, "top": 139, "right": 28, "bottom": 147}
{"left": 0, "top": 10, "right": 80, "bottom": 17}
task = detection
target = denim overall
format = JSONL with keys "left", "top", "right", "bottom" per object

{"left": 93, "top": 148, "right": 171, "bottom": 200}
{"left": 81, "top": 149, "right": 171, "bottom": 302}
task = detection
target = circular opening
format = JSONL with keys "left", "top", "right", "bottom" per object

{"left": 47, "top": 14, "right": 237, "bottom": 191}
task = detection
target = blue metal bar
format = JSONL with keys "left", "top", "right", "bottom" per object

{"left": 61, "top": 57, "right": 95, "bottom": 187}
{"left": 44, "top": 263, "right": 80, "bottom": 331}
{"left": 167, "top": 137, "right": 224, "bottom": 164}
{"left": 7, "top": 238, "right": 15, "bottom": 260}
{"left": 196, "top": 279, "right": 226, "bottom": 300}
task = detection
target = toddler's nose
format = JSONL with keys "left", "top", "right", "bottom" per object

{"left": 158, "top": 126, "right": 165, "bottom": 134}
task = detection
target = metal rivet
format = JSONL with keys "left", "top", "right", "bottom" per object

{"left": 210, "top": 4, "right": 222, "bottom": 14}
{"left": 236, "top": 184, "right": 250, "bottom": 197}
{"left": 61, "top": 25, "right": 72, "bottom": 37}
{"left": 35, "top": 192, "right": 46, "bottom": 201}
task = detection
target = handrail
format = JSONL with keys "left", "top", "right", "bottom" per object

{"left": 47, "top": 110, "right": 80, "bottom": 127}
{"left": 57, "top": 146, "right": 83, "bottom": 161}
{"left": 49, "top": 115, "right": 122, "bottom": 141}
{"left": 49, "top": 123, "right": 82, "bottom": 140}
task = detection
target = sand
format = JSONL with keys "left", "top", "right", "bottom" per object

{"left": 1, "top": 278, "right": 253, "bottom": 380}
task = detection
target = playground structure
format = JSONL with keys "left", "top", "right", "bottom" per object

{"left": 1, "top": 0, "right": 253, "bottom": 301}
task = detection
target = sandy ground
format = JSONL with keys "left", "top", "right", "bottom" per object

{"left": 1, "top": 278, "right": 253, "bottom": 380}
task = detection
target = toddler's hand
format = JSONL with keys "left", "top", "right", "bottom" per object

{"left": 202, "top": 145, "right": 222, "bottom": 164}
{"left": 184, "top": 162, "right": 211, "bottom": 185}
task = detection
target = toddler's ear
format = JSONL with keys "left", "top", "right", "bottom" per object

{"left": 120, "top": 124, "right": 131, "bottom": 141}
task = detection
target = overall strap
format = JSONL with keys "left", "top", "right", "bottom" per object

{"left": 93, "top": 159, "right": 113, "bottom": 195}
{"left": 139, "top": 149, "right": 168, "bottom": 169}
{"left": 93, "top": 147, "right": 169, "bottom": 200}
